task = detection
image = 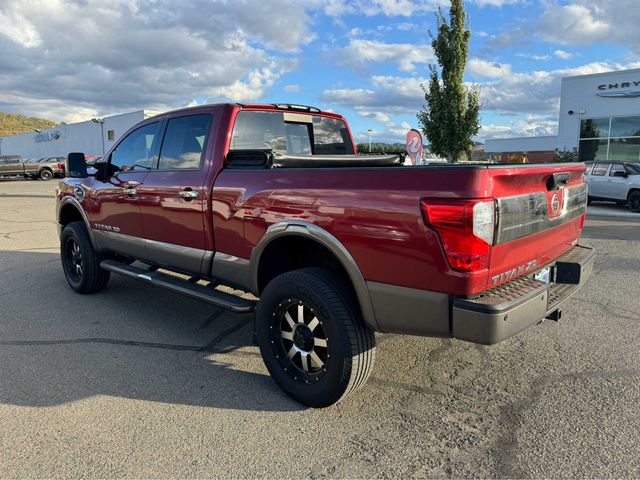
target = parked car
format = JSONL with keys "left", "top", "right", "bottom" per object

{"left": 0, "top": 156, "right": 61, "bottom": 180}
{"left": 585, "top": 161, "right": 640, "bottom": 212}
{"left": 56, "top": 103, "right": 594, "bottom": 407}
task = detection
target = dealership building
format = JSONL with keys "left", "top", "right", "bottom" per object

{"left": 0, "top": 110, "right": 155, "bottom": 159}
{"left": 486, "top": 68, "right": 640, "bottom": 163}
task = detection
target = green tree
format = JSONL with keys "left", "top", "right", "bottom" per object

{"left": 553, "top": 147, "right": 579, "bottom": 163}
{"left": 418, "top": 0, "right": 480, "bottom": 162}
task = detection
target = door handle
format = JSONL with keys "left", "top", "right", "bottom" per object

{"left": 178, "top": 190, "right": 199, "bottom": 199}
{"left": 123, "top": 188, "right": 139, "bottom": 197}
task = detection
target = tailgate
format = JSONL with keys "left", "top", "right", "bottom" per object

{"left": 486, "top": 163, "right": 588, "bottom": 290}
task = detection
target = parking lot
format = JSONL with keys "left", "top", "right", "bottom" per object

{"left": 1, "top": 178, "right": 639, "bottom": 478}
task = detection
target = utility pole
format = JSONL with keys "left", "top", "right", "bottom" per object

{"left": 367, "top": 129, "right": 373, "bottom": 153}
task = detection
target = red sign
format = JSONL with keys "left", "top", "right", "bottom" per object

{"left": 406, "top": 129, "right": 423, "bottom": 165}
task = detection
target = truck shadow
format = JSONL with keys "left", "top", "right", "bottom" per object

{"left": 0, "top": 250, "right": 309, "bottom": 412}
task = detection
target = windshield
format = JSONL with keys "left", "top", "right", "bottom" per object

{"left": 231, "top": 111, "right": 354, "bottom": 156}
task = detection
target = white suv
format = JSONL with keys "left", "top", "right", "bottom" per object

{"left": 585, "top": 162, "right": 640, "bottom": 212}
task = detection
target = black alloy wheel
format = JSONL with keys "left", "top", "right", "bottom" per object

{"left": 271, "top": 298, "right": 330, "bottom": 381}
{"left": 60, "top": 222, "right": 110, "bottom": 293}
{"left": 64, "top": 237, "right": 84, "bottom": 283}
{"left": 256, "top": 268, "right": 376, "bottom": 408}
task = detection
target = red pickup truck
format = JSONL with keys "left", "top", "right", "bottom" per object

{"left": 57, "top": 103, "right": 594, "bottom": 407}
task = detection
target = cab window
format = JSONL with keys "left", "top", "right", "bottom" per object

{"left": 609, "top": 164, "right": 626, "bottom": 176}
{"left": 157, "top": 114, "right": 211, "bottom": 170}
{"left": 110, "top": 122, "right": 160, "bottom": 173}
{"left": 591, "top": 163, "right": 609, "bottom": 176}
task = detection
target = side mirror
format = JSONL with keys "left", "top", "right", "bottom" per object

{"left": 97, "top": 162, "right": 114, "bottom": 181}
{"left": 613, "top": 170, "right": 628, "bottom": 178}
{"left": 66, "top": 152, "right": 88, "bottom": 178}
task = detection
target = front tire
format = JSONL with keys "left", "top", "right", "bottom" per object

{"left": 629, "top": 191, "right": 640, "bottom": 213}
{"left": 60, "top": 222, "right": 110, "bottom": 293}
{"left": 39, "top": 169, "right": 53, "bottom": 181}
{"left": 256, "top": 268, "right": 375, "bottom": 408}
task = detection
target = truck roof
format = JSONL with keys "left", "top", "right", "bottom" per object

{"left": 147, "top": 102, "right": 343, "bottom": 120}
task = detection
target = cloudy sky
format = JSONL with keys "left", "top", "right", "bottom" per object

{"left": 0, "top": 0, "right": 638, "bottom": 143}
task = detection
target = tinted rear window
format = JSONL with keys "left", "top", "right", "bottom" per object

{"left": 231, "top": 111, "right": 354, "bottom": 156}
{"left": 627, "top": 163, "right": 640, "bottom": 174}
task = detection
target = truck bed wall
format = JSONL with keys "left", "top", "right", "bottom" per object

{"left": 211, "top": 163, "right": 586, "bottom": 296}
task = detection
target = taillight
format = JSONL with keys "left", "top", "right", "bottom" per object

{"left": 420, "top": 199, "right": 495, "bottom": 272}
{"left": 57, "top": 162, "right": 65, "bottom": 170}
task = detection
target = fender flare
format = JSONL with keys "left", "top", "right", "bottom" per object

{"left": 250, "top": 221, "right": 380, "bottom": 331}
{"left": 57, "top": 196, "right": 97, "bottom": 248}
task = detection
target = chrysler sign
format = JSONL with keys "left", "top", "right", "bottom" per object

{"left": 597, "top": 81, "right": 640, "bottom": 98}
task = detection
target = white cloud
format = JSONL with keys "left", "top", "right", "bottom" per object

{"left": 478, "top": 115, "right": 558, "bottom": 141}
{"left": 322, "top": 75, "right": 425, "bottom": 115}
{"left": 486, "top": 0, "right": 640, "bottom": 55}
{"left": 516, "top": 53, "right": 552, "bottom": 61}
{"left": 0, "top": 8, "right": 42, "bottom": 48}
{"left": 284, "top": 84, "right": 301, "bottom": 93}
{"left": 471, "top": 0, "right": 522, "bottom": 6}
{"left": 554, "top": 50, "right": 573, "bottom": 60}
{"left": 0, "top": 0, "right": 310, "bottom": 120}
{"left": 467, "top": 58, "right": 512, "bottom": 78}
{"left": 209, "top": 67, "right": 282, "bottom": 102}
{"left": 360, "top": 111, "right": 392, "bottom": 123}
{"left": 338, "top": 39, "right": 433, "bottom": 73}
{"left": 539, "top": 3, "right": 610, "bottom": 45}
{"left": 312, "top": 0, "right": 449, "bottom": 17}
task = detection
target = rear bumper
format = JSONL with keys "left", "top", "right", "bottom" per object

{"left": 368, "top": 244, "right": 595, "bottom": 345}
{"left": 451, "top": 244, "right": 595, "bottom": 344}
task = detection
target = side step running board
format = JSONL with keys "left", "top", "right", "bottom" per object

{"left": 100, "top": 259, "right": 256, "bottom": 313}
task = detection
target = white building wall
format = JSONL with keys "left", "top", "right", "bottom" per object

{"left": 0, "top": 110, "right": 147, "bottom": 158}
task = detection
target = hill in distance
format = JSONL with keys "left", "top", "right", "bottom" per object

{"left": 0, "top": 112, "right": 58, "bottom": 137}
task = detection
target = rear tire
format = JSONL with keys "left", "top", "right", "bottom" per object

{"left": 629, "top": 191, "right": 640, "bottom": 213}
{"left": 256, "top": 268, "right": 375, "bottom": 408}
{"left": 60, "top": 222, "right": 110, "bottom": 293}
{"left": 39, "top": 169, "right": 53, "bottom": 181}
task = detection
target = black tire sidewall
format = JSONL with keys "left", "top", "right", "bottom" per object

{"left": 61, "top": 225, "right": 86, "bottom": 291}
{"left": 40, "top": 169, "right": 52, "bottom": 181}
{"left": 60, "top": 222, "right": 108, "bottom": 293}
{"left": 256, "top": 269, "right": 359, "bottom": 407}
{"left": 629, "top": 192, "right": 640, "bottom": 212}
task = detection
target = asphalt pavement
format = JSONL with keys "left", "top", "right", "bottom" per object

{"left": 0, "top": 178, "right": 639, "bottom": 478}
